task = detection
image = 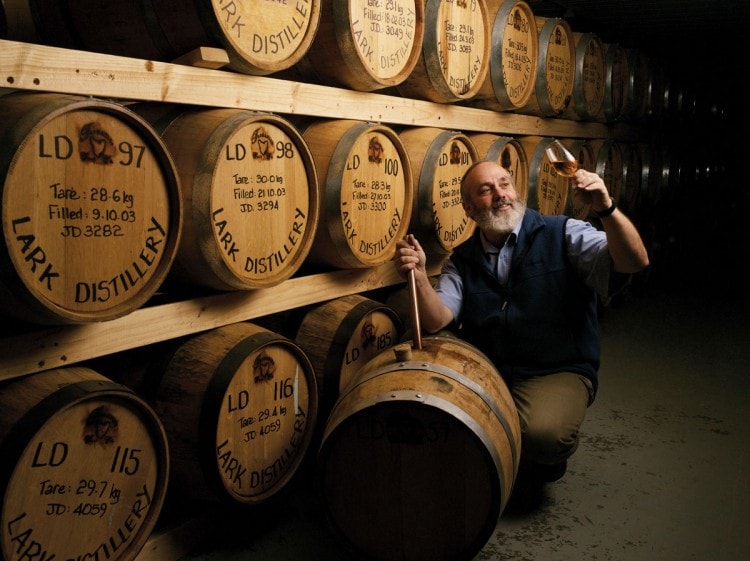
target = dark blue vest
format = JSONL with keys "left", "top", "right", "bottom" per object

{"left": 450, "top": 209, "right": 599, "bottom": 396}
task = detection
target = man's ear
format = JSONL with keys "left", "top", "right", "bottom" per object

{"left": 462, "top": 201, "right": 473, "bottom": 218}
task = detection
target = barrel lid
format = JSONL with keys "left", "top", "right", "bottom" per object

{"left": 200, "top": 328, "right": 316, "bottom": 503}
{"left": 488, "top": 0, "right": 538, "bottom": 110}
{"left": 515, "top": 17, "right": 575, "bottom": 117}
{"left": 0, "top": 92, "right": 182, "bottom": 324}
{"left": 618, "top": 142, "right": 642, "bottom": 214}
{"left": 158, "top": 322, "right": 319, "bottom": 505}
{"left": 295, "top": 294, "right": 405, "bottom": 410}
{"left": 304, "top": 0, "right": 424, "bottom": 91}
{"left": 404, "top": 128, "right": 478, "bottom": 254}
{"left": 0, "top": 367, "right": 169, "bottom": 561}
{"left": 624, "top": 48, "right": 651, "bottom": 121}
{"left": 196, "top": 0, "right": 322, "bottom": 75}
{"left": 569, "top": 32, "right": 606, "bottom": 120}
{"left": 158, "top": 109, "right": 319, "bottom": 290}
{"left": 398, "top": 0, "right": 491, "bottom": 102}
{"left": 601, "top": 43, "right": 630, "bottom": 122}
{"left": 304, "top": 120, "right": 413, "bottom": 269}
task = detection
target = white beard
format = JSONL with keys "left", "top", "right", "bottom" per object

{"left": 472, "top": 200, "right": 526, "bottom": 235}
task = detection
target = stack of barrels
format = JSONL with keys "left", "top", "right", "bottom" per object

{"left": 0, "top": 1, "right": 725, "bottom": 561}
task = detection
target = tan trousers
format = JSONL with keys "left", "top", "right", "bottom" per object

{"left": 510, "top": 371, "right": 594, "bottom": 466}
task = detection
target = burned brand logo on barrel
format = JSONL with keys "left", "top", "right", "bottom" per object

{"left": 251, "top": 126, "right": 275, "bottom": 160}
{"left": 253, "top": 351, "right": 275, "bottom": 383}
{"left": 450, "top": 141, "right": 462, "bottom": 164}
{"left": 83, "top": 405, "right": 119, "bottom": 445}
{"left": 360, "top": 320, "right": 378, "bottom": 349}
{"left": 79, "top": 121, "right": 117, "bottom": 164}
{"left": 368, "top": 136, "right": 384, "bottom": 164}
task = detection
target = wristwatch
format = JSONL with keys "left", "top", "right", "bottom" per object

{"left": 596, "top": 199, "right": 617, "bottom": 218}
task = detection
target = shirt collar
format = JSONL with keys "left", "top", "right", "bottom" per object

{"left": 480, "top": 221, "right": 521, "bottom": 255}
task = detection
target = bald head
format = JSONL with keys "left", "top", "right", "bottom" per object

{"left": 460, "top": 160, "right": 516, "bottom": 203}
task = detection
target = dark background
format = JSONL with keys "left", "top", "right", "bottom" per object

{"left": 528, "top": 0, "right": 748, "bottom": 293}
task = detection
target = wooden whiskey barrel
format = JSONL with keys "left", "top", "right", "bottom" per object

{"left": 399, "top": 127, "right": 478, "bottom": 254}
{"left": 562, "top": 138, "right": 596, "bottom": 220}
{"left": 299, "top": 0, "right": 424, "bottom": 91}
{"left": 589, "top": 138, "right": 624, "bottom": 219}
{"left": 0, "top": 92, "right": 182, "bottom": 324}
{"left": 645, "top": 58, "right": 667, "bottom": 121}
{"left": 562, "top": 32, "right": 606, "bottom": 121}
{"left": 472, "top": 0, "right": 538, "bottom": 112}
{"left": 132, "top": 104, "right": 318, "bottom": 291}
{"left": 515, "top": 17, "right": 575, "bottom": 118}
{"left": 618, "top": 142, "right": 642, "bottom": 215}
{"left": 317, "top": 335, "right": 521, "bottom": 561}
{"left": 27, "top": 0, "right": 321, "bottom": 75}
{"left": 665, "top": 78, "right": 697, "bottom": 124}
{"left": 469, "top": 133, "right": 529, "bottom": 203}
{"left": 518, "top": 135, "right": 569, "bottom": 216}
{"left": 636, "top": 142, "right": 664, "bottom": 220}
{"left": 623, "top": 48, "right": 651, "bottom": 121}
{"left": 300, "top": 119, "right": 413, "bottom": 269}
{"left": 654, "top": 144, "right": 675, "bottom": 210}
{"left": 294, "top": 294, "right": 405, "bottom": 416}
{"left": 1, "top": 0, "right": 39, "bottom": 42}
{"left": 597, "top": 43, "right": 630, "bottom": 123}
{"left": 0, "top": 366, "right": 169, "bottom": 561}
{"left": 152, "top": 322, "right": 318, "bottom": 505}
{"left": 397, "top": 0, "right": 491, "bottom": 103}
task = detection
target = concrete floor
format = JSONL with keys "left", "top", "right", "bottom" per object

{"left": 176, "top": 272, "right": 750, "bottom": 561}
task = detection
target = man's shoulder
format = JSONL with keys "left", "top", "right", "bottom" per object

{"left": 521, "top": 209, "right": 568, "bottom": 235}
{"left": 526, "top": 208, "right": 567, "bottom": 226}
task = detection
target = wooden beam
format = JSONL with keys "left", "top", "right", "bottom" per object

{"left": 0, "top": 260, "right": 444, "bottom": 380}
{"left": 0, "top": 39, "right": 609, "bottom": 138}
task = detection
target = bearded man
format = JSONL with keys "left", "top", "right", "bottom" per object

{"left": 393, "top": 159, "right": 649, "bottom": 510}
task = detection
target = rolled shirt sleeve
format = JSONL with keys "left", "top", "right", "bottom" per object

{"left": 565, "top": 219, "right": 612, "bottom": 299}
{"left": 433, "top": 258, "right": 464, "bottom": 324}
